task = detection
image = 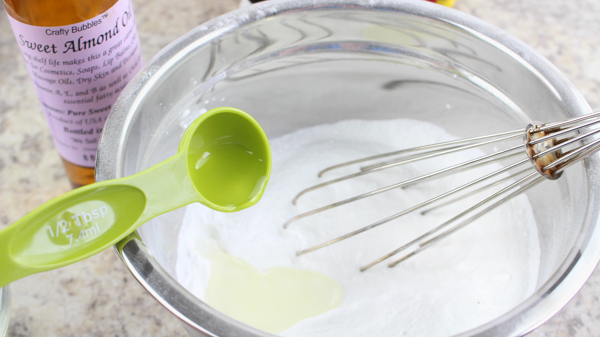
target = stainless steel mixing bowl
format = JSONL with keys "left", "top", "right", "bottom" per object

{"left": 97, "top": 0, "right": 600, "bottom": 336}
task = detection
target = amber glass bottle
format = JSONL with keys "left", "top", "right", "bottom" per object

{"left": 4, "top": 0, "right": 118, "bottom": 26}
{"left": 4, "top": 0, "right": 143, "bottom": 187}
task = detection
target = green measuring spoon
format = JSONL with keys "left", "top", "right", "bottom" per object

{"left": 0, "top": 107, "right": 271, "bottom": 288}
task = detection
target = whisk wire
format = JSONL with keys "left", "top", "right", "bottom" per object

{"left": 534, "top": 110, "right": 600, "bottom": 133}
{"left": 285, "top": 143, "right": 525, "bottom": 229}
{"left": 549, "top": 137, "right": 600, "bottom": 174}
{"left": 361, "top": 172, "right": 543, "bottom": 271}
{"left": 386, "top": 174, "right": 544, "bottom": 268}
{"left": 359, "top": 132, "right": 522, "bottom": 173}
{"left": 292, "top": 132, "right": 523, "bottom": 204}
{"left": 420, "top": 166, "right": 534, "bottom": 215}
{"left": 295, "top": 158, "right": 532, "bottom": 256}
{"left": 317, "top": 129, "right": 523, "bottom": 177}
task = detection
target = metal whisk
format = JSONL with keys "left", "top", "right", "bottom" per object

{"left": 283, "top": 111, "right": 600, "bottom": 272}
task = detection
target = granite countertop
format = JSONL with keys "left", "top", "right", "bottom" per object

{"left": 1, "top": 0, "right": 599, "bottom": 336}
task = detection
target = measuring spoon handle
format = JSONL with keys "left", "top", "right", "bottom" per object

{"left": 0, "top": 152, "right": 196, "bottom": 287}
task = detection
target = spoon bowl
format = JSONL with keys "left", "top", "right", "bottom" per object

{"left": 183, "top": 110, "right": 271, "bottom": 211}
{"left": 0, "top": 107, "right": 271, "bottom": 288}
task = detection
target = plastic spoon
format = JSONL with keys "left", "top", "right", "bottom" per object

{"left": 0, "top": 107, "right": 271, "bottom": 287}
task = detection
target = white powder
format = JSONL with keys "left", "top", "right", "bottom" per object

{"left": 175, "top": 118, "right": 540, "bottom": 336}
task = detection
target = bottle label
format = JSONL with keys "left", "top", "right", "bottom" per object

{"left": 7, "top": 0, "right": 143, "bottom": 167}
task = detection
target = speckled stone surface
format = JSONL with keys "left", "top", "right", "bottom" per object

{"left": 1, "top": 0, "right": 599, "bottom": 336}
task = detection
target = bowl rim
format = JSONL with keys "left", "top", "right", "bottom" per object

{"left": 98, "top": 0, "right": 598, "bottom": 336}
{"left": 0, "top": 286, "right": 10, "bottom": 337}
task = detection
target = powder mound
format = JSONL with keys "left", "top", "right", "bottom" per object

{"left": 176, "top": 118, "right": 541, "bottom": 337}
